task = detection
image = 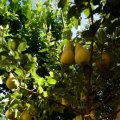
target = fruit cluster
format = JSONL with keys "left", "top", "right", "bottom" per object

{"left": 60, "top": 40, "right": 111, "bottom": 70}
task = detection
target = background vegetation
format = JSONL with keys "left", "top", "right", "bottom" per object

{"left": 0, "top": 0, "right": 120, "bottom": 120}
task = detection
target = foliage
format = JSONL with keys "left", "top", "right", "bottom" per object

{"left": 0, "top": 0, "right": 120, "bottom": 120}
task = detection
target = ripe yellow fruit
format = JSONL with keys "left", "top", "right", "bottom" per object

{"left": 102, "top": 52, "right": 111, "bottom": 64}
{"left": 60, "top": 40, "right": 74, "bottom": 65}
{"left": 6, "top": 73, "right": 19, "bottom": 90}
{"left": 60, "top": 49, "right": 74, "bottom": 65}
{"left": 80, "top": 92, "right": 86, "bottom": 101}
{"left": 61, "top": 98, "right": 69, "bottom": 106}
{"left": 5, "top": 109, "right": 15, "bottom": 119}
{"left": 90, "top": 110, "right": 96, "bottom": 120}
{"left": 75, "top": 115, "right": 82, "bottom": 120}
{"left": 64, "top": 40, "right": 74, "bottom": 51}
{"left": 75, "top": 42, "right": 82, "bottom": 53}
{"left": 20, "top": 111, "right": 32, "bottom": 120}
{"left": 75, "top": 43, "right": 90, "bottom": 65}
{"left": 96, "top": 52, "right": 111, "bottom": 70}
{"left": 115, "top": 104, "right": 120, "bottom": 120}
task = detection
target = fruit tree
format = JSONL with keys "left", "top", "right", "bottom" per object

{"left": 0, "top": 0, "right": 120, "bottom": 120}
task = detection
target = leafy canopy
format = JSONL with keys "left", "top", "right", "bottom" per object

{"left": 0, "top": 0, "right": 120, "bottom": 120}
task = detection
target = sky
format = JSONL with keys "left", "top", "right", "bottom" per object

{"left": 31, "top": 0, "right": 100, "bottom": 38}
{"left": 72, "top": 13, "right": 100, "bottom": 38}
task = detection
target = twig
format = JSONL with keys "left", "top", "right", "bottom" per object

{"left": 19, "top": 86, "right": 38, "bottom": 95}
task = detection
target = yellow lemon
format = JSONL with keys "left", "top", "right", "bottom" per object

{"left": 75, "top": 43, "right": 90, "bottom": 65}
{"left": 20, "top": 111, "right": 32, "bottom": 120}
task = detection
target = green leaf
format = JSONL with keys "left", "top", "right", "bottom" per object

{"left": 43, "top": 91, "right": 48, "bottom": 97}
{"left": 18, "top": 40, "right": 28, "bottom": 52}
{"left": 14, "top": 68, "right": 23, "bottom": 77}
{"left": 47, "top": 78, "right": 56, "bottom": 85}
{"left": 83, "top": 8, "right": 90, "bottom": 17}
{"left": 12, "top": 91, "right": 22, "bottom": 99}
{"left": 96, "top": 28, "right": 106, "bottom": 45}
{"left": 72, "top": 17, "right": 78, "bottom": 29}
{"left": 13, "top": 0, "right": 19, "bottom": 4}
{"left": 9, "top": 99, "right": 20, "bottom": 108}
{"left": 49, "top": 71, "right": 54, "bottom": 77}
{"left": 8, "top": 39, "right": 16, "bottom": 51}
{"left": 37, "top": 77, "right": 45, "bottom": 86}
{"left": 31, "top": 69, "right": 45, "bottom": 86}
{"left": 38, "top": 86, "right": 44, "bottom": 93}
{"left": 0, "top": 77, "right": 3, "bottom": 84}
{"left": 39, "top": 48, "right": 48, "bottom": 53}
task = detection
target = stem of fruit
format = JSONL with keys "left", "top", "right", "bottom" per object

{"left": 85, "top": 1, "right": 94, "bottom": 120}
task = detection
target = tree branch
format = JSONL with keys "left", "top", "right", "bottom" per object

{"left": 85, "top": 1, "right": 94, "bottom": 120}
{"left": 19, "top": 86, "right": 85, "bottom": 115}
{"left": 19, "top": 86, "right": 38, "bottom": 95}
